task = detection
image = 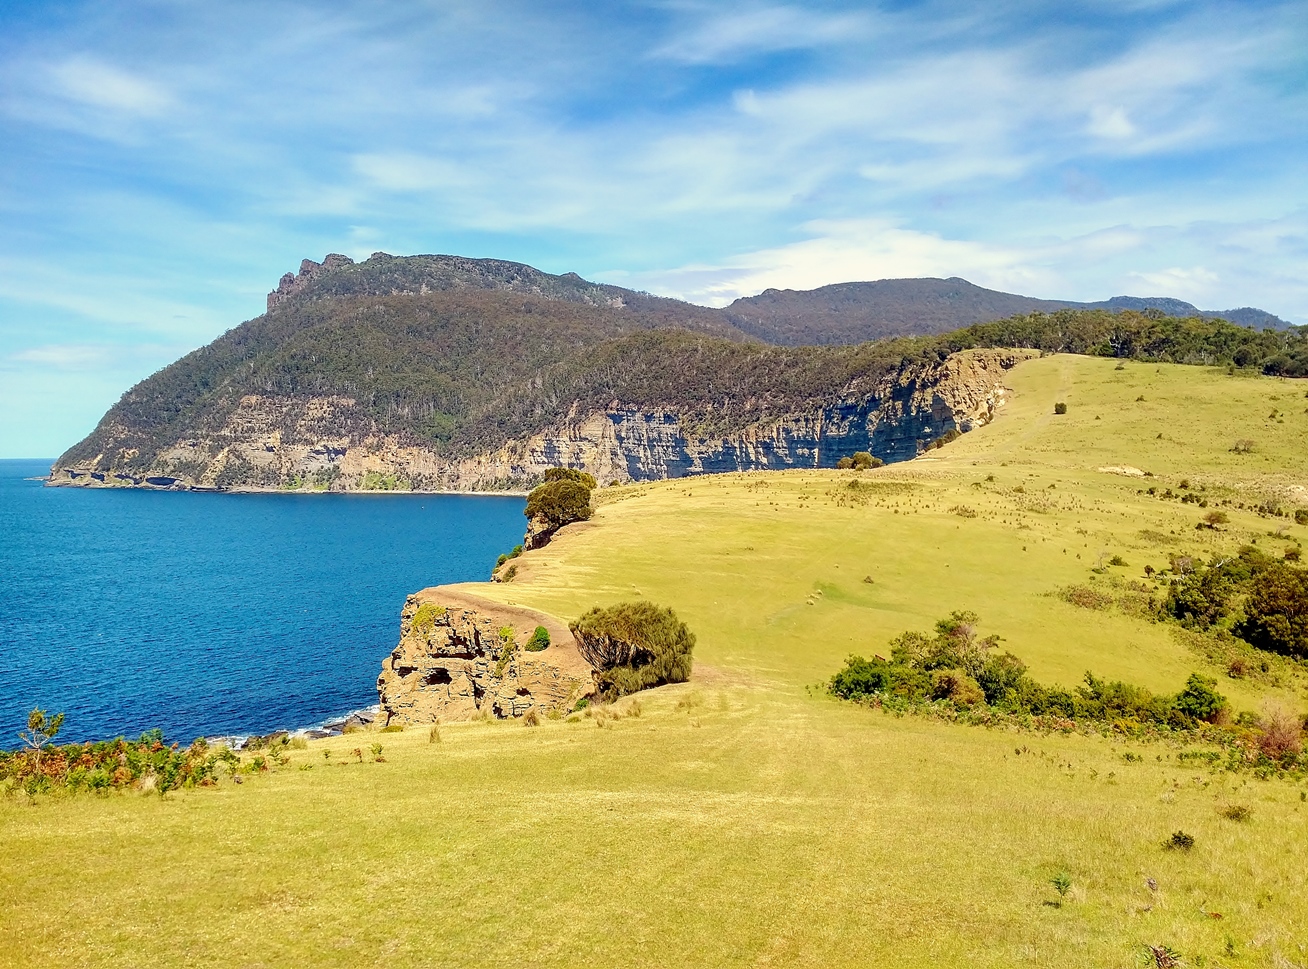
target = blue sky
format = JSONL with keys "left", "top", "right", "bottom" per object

{"left": 1, "top": 0, "right": 1305, "bottom": 457}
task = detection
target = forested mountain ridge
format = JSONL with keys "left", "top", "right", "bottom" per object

{"left": 50, "top": 253, "right": 1304, "bottom": 493}
{"left": 724, "top": 277, "right": 1292, "bottom": 346}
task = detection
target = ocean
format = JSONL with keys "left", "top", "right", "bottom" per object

{"left": 0, "top": 459, "right": 525, "bottom": 743}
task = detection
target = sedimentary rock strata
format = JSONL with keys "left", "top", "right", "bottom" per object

{"left": 50, "top": 348, "right": 1033, "bottom": 493}
{"left": 377, "top": 588, "right": 592, "bottom": 723}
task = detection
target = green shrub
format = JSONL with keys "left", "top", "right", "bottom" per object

{"left": 1054, "top": 402, "right": 1067, "bottom": 414}
{"left": 0, "top": 715, "right": 236, "bottom": 796}
{"left": 931, "top": 669, "right": 985, "bottom": 706}
{"left": 493, "top": 626, "right": 518, "bottom": 677}
{"left": 1050, "top": 872, "right": 1072, "bottom": 901}
{"left": 570, "top": 601, "right": 695, "bottom": 701}
{"left": 1173, "top": 673, "right": 1226, "bottom": 722}
{"left": 1295, "top": 509, "right": 1308, "bottom": 526}
{"left": 929, "top": 428, "right": 961, "bottom": 450}
{"left": 525, "top": 626, "right": 551, "bottom": 651}
{"left": 837, "top": 452, "right": 884, "bottom": 470}
{"left": 1163, "top": 831, "right": 1195, "bottom": 852}
{"left": 828, "top": 612, "right": 1228, "bottom": 728}
{"left": 411, "top": 602, "right": 445, "bottom": 635}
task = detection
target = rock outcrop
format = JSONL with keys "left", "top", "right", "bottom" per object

{"left": 49, "top": 348, "right": 1033, "bottom": 493}
{"left": 377, "top": 588, "right": 592, "bottom": 724}
{"left": 267, "top": 253, "right": 356, "bottom": 312}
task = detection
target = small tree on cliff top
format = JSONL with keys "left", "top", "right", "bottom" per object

{"left": 525, "top": 478, "right": 593, "bottom": 529}
{"left": 526, "top": 468, "right": 595, "bottom": 532}
{"left": 543, "top": 467, "right": 597, "bottom": 490}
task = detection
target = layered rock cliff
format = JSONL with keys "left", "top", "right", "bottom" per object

{"left": 49, "top": 347, "right": 1032, "bottom": 492}
{"left": 378, "top": 588, "right": 592, "bottom": 723}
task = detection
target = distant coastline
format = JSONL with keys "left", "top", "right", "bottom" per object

{"left": 43, "top": 475, "right": 530, "bottom": 498}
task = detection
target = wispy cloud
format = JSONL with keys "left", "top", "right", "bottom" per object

{"left": 47, "top": 57, "right": 174, "bottom": 116}
{"left": 4, "top": 342, "right": 188, "bottom": 373}
{"left": 0, "top": 0, "right": 1305, "bottom": 455}
{"left": 651, "top": 3, "right": 873, "bottom": 63}
{"left": 615, "top": 211, "right": 1308, "bottom": 317}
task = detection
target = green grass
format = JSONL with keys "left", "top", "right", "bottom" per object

{"left": 5, "top": 354, "right": 1308, "bottom": 968}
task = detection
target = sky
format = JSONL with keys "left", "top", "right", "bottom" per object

{"left": 1, "top": 0, "right": 1305, "bottom": 458}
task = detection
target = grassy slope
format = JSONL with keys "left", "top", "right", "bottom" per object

{"left": 5, "top": 354, "right": 1308, "bottom": 968}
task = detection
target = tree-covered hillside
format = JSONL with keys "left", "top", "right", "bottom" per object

{"left": 55, "top": 253, "right": 1306, "bottom": 479}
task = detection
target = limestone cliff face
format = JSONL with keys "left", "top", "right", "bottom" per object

{"left": 48, "top": 348, "right": 1033, "bottom": 492}
{"left": 377, "top": 589, "right": 592, "bottom": 724}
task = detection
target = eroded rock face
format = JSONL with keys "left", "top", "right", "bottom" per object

{"left": 49, "top": 349, "right": 1032, "bottom": 493}
{"left": 377, "top": 589, "right": 592, "bottom": 724}
{"left": 267, "top": 253, "right": 356, "bottom": 312}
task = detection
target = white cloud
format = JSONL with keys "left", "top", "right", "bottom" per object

{"left": 652, "top": 4, "right": 872, "bottom": 63}
{"left": 608, "top": 213, "right": 1308, "bottom": 323}
{"left": 48, "top": 57, "right": 174, "bottom": 116}
{"left": 352, "top": 153, "right": 479, "bottom": 192}
{"left": 3, "top": 341, "right": 190, "bottom": 374}
{"left": 1126, "top": 265, "right": 1220, "bottom": 302}
{"left": 1087, "top": 105, "right": 1135, "bottom": 139}
{"left": 615, "top": 218, "right": 1055, "bottom": 305}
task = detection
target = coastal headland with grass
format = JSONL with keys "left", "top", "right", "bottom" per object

{"left": 5, "top": 350, "right": 1308, "bottom": 968}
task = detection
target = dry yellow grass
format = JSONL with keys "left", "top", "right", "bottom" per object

{"left": 4, "top": 354, "right": 1308, "bottom": 968}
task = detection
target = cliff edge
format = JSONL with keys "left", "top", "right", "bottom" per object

{"left": 377, "top": 587, "right": 593, "bottom": 723}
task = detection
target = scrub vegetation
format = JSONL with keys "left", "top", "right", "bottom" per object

{"left": 7, "top": 352, "right": 1308, "bottom": 968}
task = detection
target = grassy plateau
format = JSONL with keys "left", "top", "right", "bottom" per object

{"left": 5, "top": 353, "right": 1308, "bottom": 968}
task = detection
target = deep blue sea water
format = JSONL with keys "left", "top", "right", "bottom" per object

{"left": 0, "top": 459, "right": 525, "bottom": 743}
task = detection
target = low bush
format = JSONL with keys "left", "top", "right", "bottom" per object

{"left": 411, "top": 602, "right": 445, "bottom": 635}
{"left": 1255, "top": 707, "right": 1304, "bottom": 760}
{"left": 525, "top": 625, "right": 551, "bottom": 651}
{"left": 928, "top": 428, "right": 961, "bottom": 450}
{"left": 0, "top": 713, "right": 238, "bottom": 797}
{"left": 1219, "top": 804, "right": 1251, "bottom": 822}
{"left": 493, "top": 626, "right": 518, "bottom": 678}
{"left": 1054, "top": 402, "right": 1067, "bottom": 414}
{"left": 570, "top": 601, "right": 695, "bottom": 701}
{"left": 495, "top": 544, "right": 524, "bottom": 568}
{"left": 836, "top": 451, "right": 884, "bottom": 470}
{"left": 829, "top": 612, "right": 1228, "bottom": 729}
{"left": 1060, "top": 585, "right": 1113, "bottom": 610}
{"left": 1163, "top": 831, "right": 1195, "bottom": 852}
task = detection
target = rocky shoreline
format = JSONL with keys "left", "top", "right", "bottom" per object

{"left": 204, "top": 704, "right": 382, "bottom": 751}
